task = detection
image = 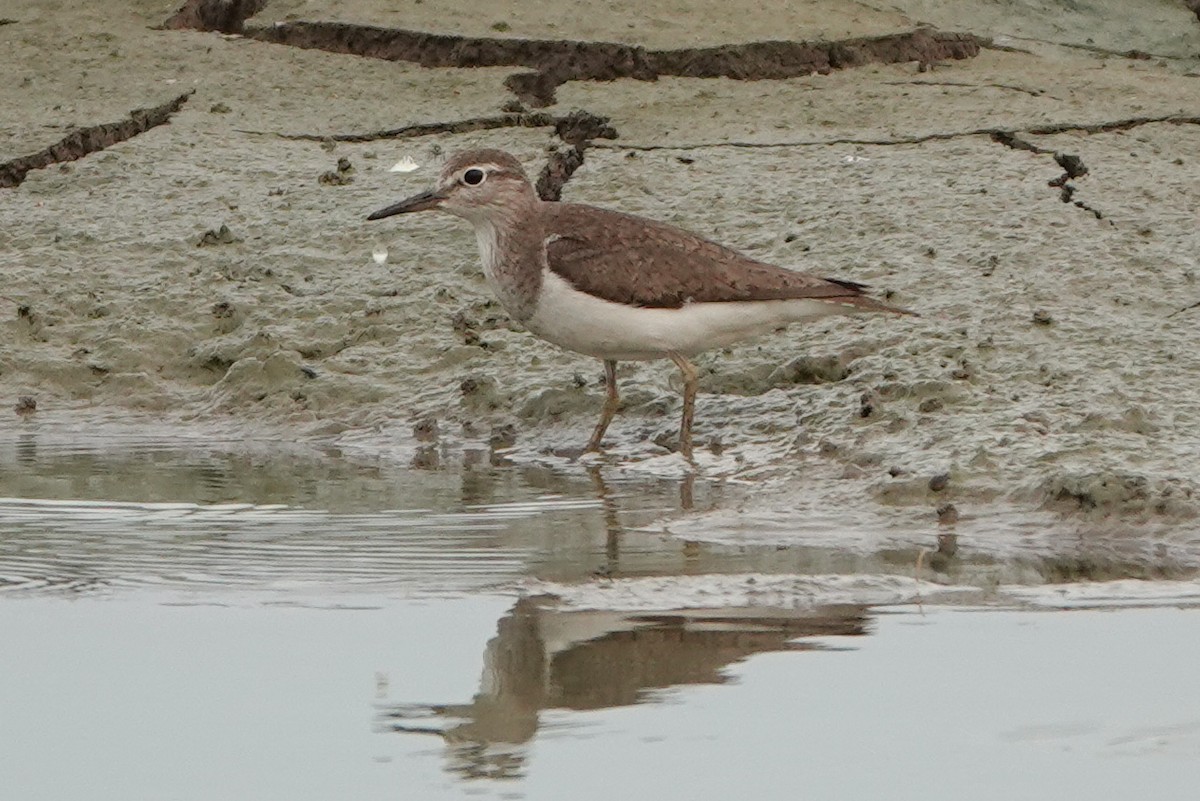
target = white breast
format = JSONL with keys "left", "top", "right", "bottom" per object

{"left": 472, "top": 220, "right": 529, "bottom": 316}
{"left": 474, "top": 221, "right": 500, "bottom": 285}
{"left": 526, "top": 271, "right": 853, "bottom": 361}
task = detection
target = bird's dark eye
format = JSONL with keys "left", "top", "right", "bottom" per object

{"left": 462, "top": 168, "right": 486, "bottom": 186}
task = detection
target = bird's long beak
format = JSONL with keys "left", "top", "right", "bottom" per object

{"left": 367, "top": 189, "right": 447, "bottom": 220}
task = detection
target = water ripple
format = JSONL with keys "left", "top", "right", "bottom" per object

{"left": 0, "top": 495, "right": 603, "bottom": 597}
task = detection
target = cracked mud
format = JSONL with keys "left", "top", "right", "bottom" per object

{"left": 184, "top": 8, "right": 983, "bottom": 108}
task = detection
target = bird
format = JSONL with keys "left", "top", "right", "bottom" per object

{"left": 368, "top": 148, "right": 911, "bottom": 460}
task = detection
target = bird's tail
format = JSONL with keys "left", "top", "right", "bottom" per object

{"left": 822, "top": 278, "right": 918, "bottom": 316}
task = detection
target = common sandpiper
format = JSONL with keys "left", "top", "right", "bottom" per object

{"left": 368, "top": 148, "right": 911, "bottom": 460}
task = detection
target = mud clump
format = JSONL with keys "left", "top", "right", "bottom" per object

{"left": 519, "top": 386, "right": 595, "bottom": 420}
{"left": 489, "top": 423, "right": 517, "bottom": 450}
{"left": 459, "top": 375, "right": 509, "bottom": 411}
{"left": 318, "top": 157, "right": 355, "bottom": 186}
{"left": 412, "top": 417, "right": 440, "bottom": 441}
{"left": 768, "top": 355, "right": 850, "bottom": 386}
{"left": 1042, "top": 471, "right": 1197, "bottom": 518}
{"left": 537, "top": 147, "right": 584, "bottom": 202}
{"left": 210, "top": 301, "right": 244, "bottom": 335}
{"left": 1052, "top": 152, "right": 1088, "bottom": 180}
{"left": 197, "top": 223, "right": 241, "bottom": 246}
{"left": 14, "top": 396, "right": 37, "bottom": 416}
{"left": 703, "top": 355, "right": 850, "bottom": 397}
{"left": 162, "top": 0, "right": 266, "bottom": 34}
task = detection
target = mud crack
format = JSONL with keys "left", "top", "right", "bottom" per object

{"left": 990, "top": 133, "right": 1101, "bottom": 218}
{"left": 257, "top": 24, "right": 980, "bottom": 107}
{"left": 248, "top": 109, "right": 617, "bottom": 201}
{"left": 250, "top": 110, "right": 616, "bottom": 145}
{"left": 605, "top": 113, "right": 1200, "bottom": 221}
{"left": 536, "top": 110, "right": 620, "bottom": 200}
{"left": 163, "top": 2, "right": 980, "bottom": 108}
{"left": 1, "top": 91, "right": 193, "bottom": 189}
{"left": 987, "top": 32, "right": 1190, "bottom": 63}
{"left": 882, "top": 79, "right": 1056, "bottom": 100}
{"left": 1168, "top": 299, "right": 1200, "bottom": 318}
{"left": 1045, "top": 152, "right": 1102, "bottom": 218}
{"left": 604, "top": 113, "right": 1200, "bottom": 152}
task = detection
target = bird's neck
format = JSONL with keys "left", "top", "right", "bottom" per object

{"left": 469, "top": 205, "right": 545, "bottom": 322}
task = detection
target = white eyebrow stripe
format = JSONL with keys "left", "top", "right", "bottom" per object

{"left": 445, "top": 163, "right": 506, "bottom": 180}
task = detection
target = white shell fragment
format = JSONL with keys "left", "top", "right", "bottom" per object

{"left": 372, "top": 246, "right": 388, "bottom": 265}
{"left": 388, "top": 157, "right": 420, "bottom": 173}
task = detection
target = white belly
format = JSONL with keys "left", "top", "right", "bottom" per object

{"left": 525, "top": 271, "right": 853, "bottom": 360}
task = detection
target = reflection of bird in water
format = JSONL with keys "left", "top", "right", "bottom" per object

{"left": 586, "top": 465, "right": 698, "bottom": 579}
{"left": 379, "top": 597, "right": 868, "bottom": 781}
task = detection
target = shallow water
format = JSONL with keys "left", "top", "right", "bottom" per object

{"left": 6, "top": 597, "right": 1199, "bottom": 800}
{"left": 0, "top": 423, "right": 720, "bottom": 596}
{"left": 2, "top": 427, "right": 1199, "bottom": 800}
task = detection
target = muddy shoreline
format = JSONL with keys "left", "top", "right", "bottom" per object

{"left": 2, "top": 0, "right": 1200, "bottom": 565}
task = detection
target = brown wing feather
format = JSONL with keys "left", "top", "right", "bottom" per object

{"left": 543, "top": 203, "right": 907, "bottom": 313}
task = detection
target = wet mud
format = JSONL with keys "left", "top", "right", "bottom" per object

{"left": 2, "top": 0, "right": 1200, "bottom": 573}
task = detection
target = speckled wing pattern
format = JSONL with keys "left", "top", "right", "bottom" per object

{"left": 542, "top": 203, "right": 905, "bottom": 313}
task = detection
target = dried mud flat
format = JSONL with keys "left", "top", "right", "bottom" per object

{"left": 2, "top": 0, "right": 1200, "bottom": 576}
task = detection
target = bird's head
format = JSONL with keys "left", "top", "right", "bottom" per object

{"left": 367, "top": 149, "right": 536, "bottom": 225}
